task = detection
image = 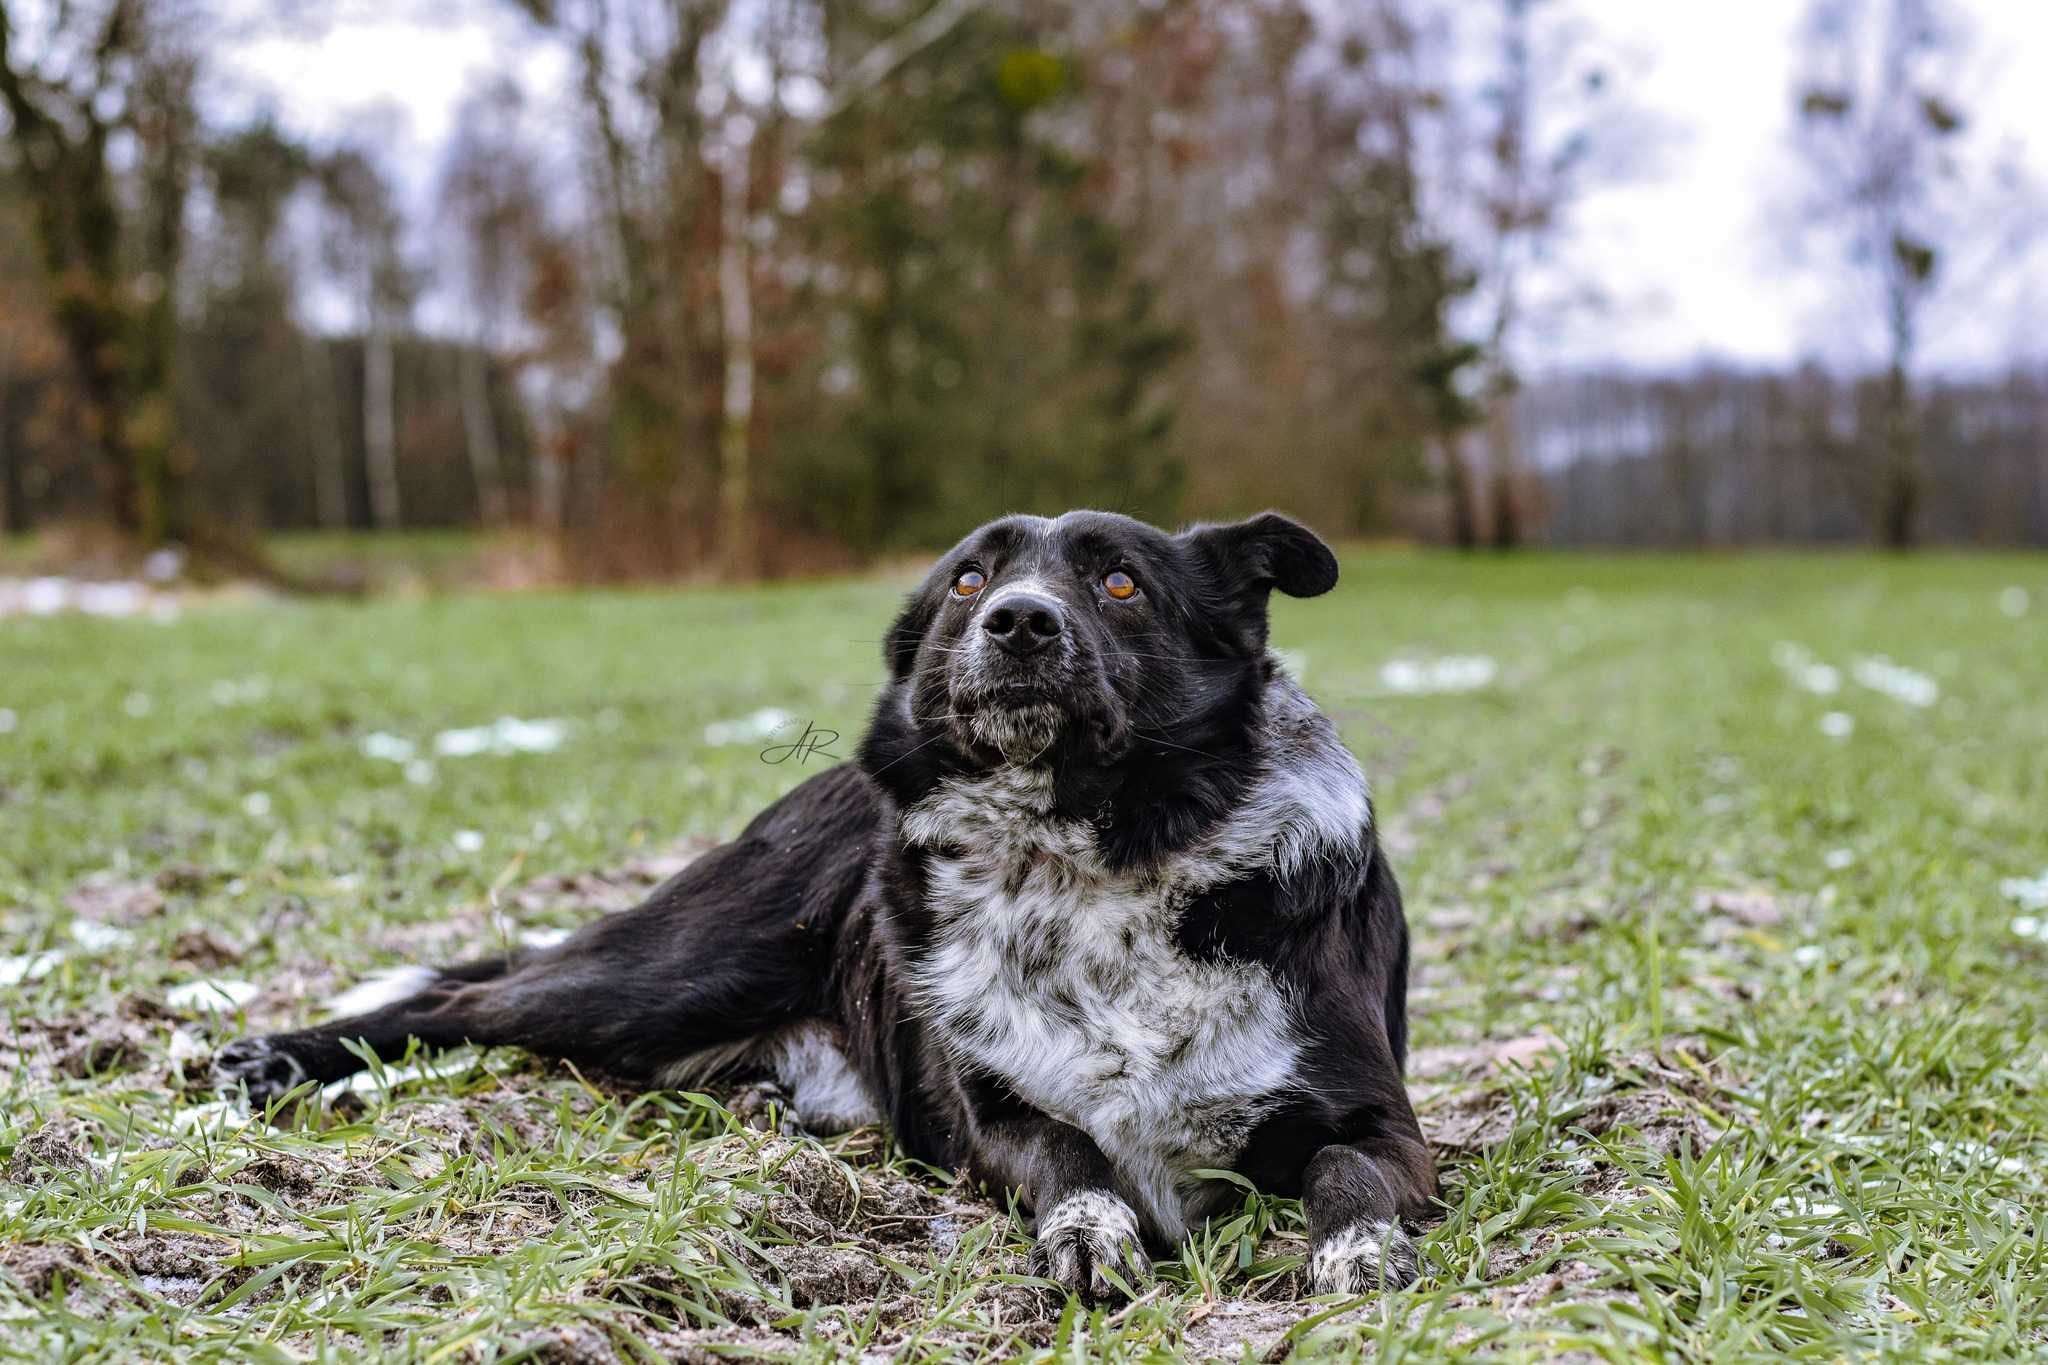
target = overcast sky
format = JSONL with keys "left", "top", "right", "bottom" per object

{"left": 209, "top": 0, "right": 2048, "bottom": 375}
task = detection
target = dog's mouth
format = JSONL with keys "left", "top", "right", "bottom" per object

{"left": 943, "top": 662, "right": 1137, "bottom": 768}
{"left": 961, "top": 699, "right": 1065, "bottom": 761}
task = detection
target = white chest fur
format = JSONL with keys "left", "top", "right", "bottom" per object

{"left": 898, "top": 677, "right": 1369, "bottom": 1241}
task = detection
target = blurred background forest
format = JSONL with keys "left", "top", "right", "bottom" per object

{"left": 2, "top": 0, "right": 2044, "bottom": 582}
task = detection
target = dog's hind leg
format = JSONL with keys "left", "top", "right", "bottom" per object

{"left": 215, "top": 764, "right": 878, "bottom": 1107}
{"left": 215, "top": 873, "right": 840, "bottom": 1107}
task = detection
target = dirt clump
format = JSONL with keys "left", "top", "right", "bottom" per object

{"left": 7, "top": 1115, "right": 91, "bottom": 1182}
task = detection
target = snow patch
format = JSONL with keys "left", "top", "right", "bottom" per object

{"left": 703, "top": 707, "right": 796, "bottom": 746}
{"left": 166, "top": 978, "right": 261, "bottom": 1013}
{"left": 2000, "top": 871, "right": 2048, "bottom": 912}
{"left": 1379, "top": 655, "right": 1498, "bottom": 695}
{"left": 0, "top": 951, "right": 62, "bottom": 986}
{"left": 434, "top": 717, "right": 569, "bottom": 757}
{"left": 1851, "top": 656, "right": 1938, "bottom": 708}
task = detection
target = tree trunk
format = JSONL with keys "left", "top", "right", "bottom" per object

{"left": 364, "top": 323, "right": 401, "bottom": 530}
{"left": 1488, "top": 403, "right": 1521, "bottom": 549}
{"left": 716, "top": 133, "right": 755, "bottom": 579}
{"left": 1442, "top": 432, "right": 1479, "bottom": 548}
{"left": 306, "top": 337, "right": 350, "bottom": 528}
{"left": 1879, "top": 359, "right": 1918, "bottom": 548}
{"left": 459, "top": 344, "right": 506, "bottom": 525}
{"left": 0, "top": 342, "right": 11, "bottom": 535}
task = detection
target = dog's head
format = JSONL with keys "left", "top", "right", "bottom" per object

{"left": 860, "top": 510, "right": 1337, "bottom": 793}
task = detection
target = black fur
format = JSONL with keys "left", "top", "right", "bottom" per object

{"left": 217, "top": 509, "right": 1436, "bottom": 1302}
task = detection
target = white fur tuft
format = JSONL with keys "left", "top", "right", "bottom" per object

{"left": 323, "top": 965, "right": 438, "bottom": 1017}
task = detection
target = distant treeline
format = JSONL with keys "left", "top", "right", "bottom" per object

{"left": 2, "top": 0, "right": 2038, "bottom": 571}
{"left": 1529, "top": 366, "right": 2048, "bottom": 547}
{"left": 1, "top": 330, "right": 537, "bottom": 538}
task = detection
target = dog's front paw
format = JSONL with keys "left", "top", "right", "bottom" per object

{"left": 1029, "top": 1189, "right": 1150, "bottom": 1303}
{"left": 1308, "top": 1218, "right": 1418, "bottom": 1296}
{"left": 213, "top": 1037, "right": 309, "bottom": 1108}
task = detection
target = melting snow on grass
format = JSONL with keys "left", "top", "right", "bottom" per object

{"left": 165, "top": 978, "right": 261, "bottom": 1013}
{"left": 1771, "top": 643, "right": 1841, "bottom": 695}
{"left": 360, "top": 731, "right": 415, "bottom": 762}
{"left": 2001, "top": 871, "right": 2048, "bottom": 912}
{"left": 1999, "top": 586, "right": 2031, "bottom": 618}
{"left": 1819, "top": 712, "right": 1855, "bottom": 739}
{"left": 435, "top": 716, "right": 569, "bottom": 757}
{"left": 321, "top": 1049, "right": 482, "bottom": 1102}
{"left": 360, "top": 718, "right": 569, "bottom": 768}
{"left": 704, "top": 707, "right": 797, "bottom": 745}
{"left": 1380, "top": 655, "right": 1498, "bottom": 695}
{"left": 0, "top": 576, "right": 181, "bottom": 621}
{"left": 0, "top": 951, "right": 62, "bottom": 986}
{"left": 69, "top": 921, "right": 133, "bottom": 952}
{"left": 210, "top": 677, "right": 270, "bottom": 707}
{"left": 1851, "top": 656, "right": 1939, "bottom": 707}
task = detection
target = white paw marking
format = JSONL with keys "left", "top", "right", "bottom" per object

{"left": 1032, "top": 1189, "right": 1150, "bottom": 1300}
{"left": 1309, "top": 1218, "right": 1417, "bottom": 1296}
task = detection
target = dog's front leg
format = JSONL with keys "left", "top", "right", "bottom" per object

{"left": 962, "top": 1080, "right": 1149, "bottom": 1302}
{"left": 1302, "top": 1125, "right": 1435, "bottom": 1297}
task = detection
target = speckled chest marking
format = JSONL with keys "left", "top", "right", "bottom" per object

{"left": 900, "top": 677, "right": 1369, "bottom": 1240}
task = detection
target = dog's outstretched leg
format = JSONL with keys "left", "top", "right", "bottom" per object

{"left": 216, "top": 829, "right": 849, "bottom": 1106}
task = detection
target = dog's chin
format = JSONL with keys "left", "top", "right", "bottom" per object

{"left": 957, "top": 698, "right": 1067, "bottom": 764}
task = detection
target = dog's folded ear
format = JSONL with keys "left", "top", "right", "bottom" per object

{"left": 1182, "top": 512, "right": 1339, "bottom": 653}
{"left": 1186, "top": 511, "right": 1339, "bottom": 596}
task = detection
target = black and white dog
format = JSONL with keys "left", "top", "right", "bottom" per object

{"left": 217, "top": 510, "right": 1436, "bottom": 1300}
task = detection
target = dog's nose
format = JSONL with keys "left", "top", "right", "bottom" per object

{"left": 981, "top": 593, "right": 1065, "bottom": 656}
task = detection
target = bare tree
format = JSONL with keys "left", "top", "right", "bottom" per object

{"left": 1453, "top": 0, "right": 1628, "bottom": 547}
{"left": 1792, "top": 0, "right": 2031, "bottom": 547}
{"left": 317, "top": 148, "right": 412, "bottom": 531}
{"left": 0, "top": 0, "right": 196, "bottom": 544}
{"left": 438, "top": 80, "right": 544, "bottom": 526}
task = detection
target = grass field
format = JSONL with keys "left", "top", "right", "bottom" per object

{"left": 4, "top": 551, "right": 2046, "bottom": 1361}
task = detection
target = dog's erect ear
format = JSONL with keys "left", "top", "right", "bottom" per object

{"left": 1182, "top": 512, "right": 1339, "bottom": 652}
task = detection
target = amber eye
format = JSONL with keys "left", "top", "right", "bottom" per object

{"left": 1103, "top": 570, "right": 1138, "bottom": 600}
{"left": 952, "top": 569, "right": 986, "bottom": 597}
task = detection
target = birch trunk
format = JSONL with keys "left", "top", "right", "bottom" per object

{"left": 306, "top": 336, "right": 349, "bottom": 528}
{"left": 459, "top": 344, "right": 505, "bottom": 524}
{"left": 716, "top": 132, "right": 755, "bottom": 578}
{"left": 364, "top": 320, "right": 401, "bottom": 531}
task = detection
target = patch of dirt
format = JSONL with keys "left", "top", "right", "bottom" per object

{"left": 505, "top": 844, "right": 712, "bottom": 918}
{"left": 0, "top": 1006, "right": 159, "bottom": 1086}
{"left": 1415, "top": 1036, "right": 1733, "bottom": 1164}
{"left": 1692, "top": 885, "right": 1790, "bottom": 928}
{"left": 169, "top": 930, "right": 244, "bottom": 967}
{"left": 0, "top": 1242, "right": 93, "bottom": 1298}
{"left": 1181, "top": 1297, "right": 1347, "bottom": 1361}
{"left": 518, "top": 1323, "right": 623, "bottom": 1364}
{"left": 7, "top": 1115, "right": 90, "bottom": 1182}
{"left": 769, "top": 1245, "right": 887, "bottom": 1306}
{"left": 65, "top": 874, "right": 166, "bottom": 924}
